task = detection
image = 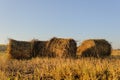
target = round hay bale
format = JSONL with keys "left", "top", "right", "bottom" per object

{"left": 46, "top": 37, "right": 77, "bottom": 58}
{"left": 7, "top": 39, "right": 32, "bottom": 59}
{"left": 31, "top": 39, "right": 48, "bottom": 57}
{"left": 77, "top": 39, "right": 112, "bottom": 57}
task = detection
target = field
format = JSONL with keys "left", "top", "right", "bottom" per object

{"left": 0, "top": 45, "right": 120, "bottom": 80}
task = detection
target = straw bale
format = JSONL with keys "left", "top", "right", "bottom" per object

{"left": 7, "top": 39, "right": 32, "bottom": 59}
{"left": 31, "top": 40, "right": 48, "bottom": 57}
{"left": 77, "top": 39, "right": 111, "bottom": 57}
{"left": 46, "top": 37, "right": 77, "bottom": 58}
{"left": 7, "top": 37, "right": 77, "bottom": 59}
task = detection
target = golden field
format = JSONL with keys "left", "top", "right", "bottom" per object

{"left": 0, "top": 51, "right": 120, "bottom": 80}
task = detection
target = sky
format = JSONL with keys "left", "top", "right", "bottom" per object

{"left": 0, "top": 0, "right": 120, "bottom": 49}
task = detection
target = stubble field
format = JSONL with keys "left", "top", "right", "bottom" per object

{"left": 0, "top": 51, "right": 120, "bottom": 80}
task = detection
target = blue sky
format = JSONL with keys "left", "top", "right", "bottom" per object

{"left": 0, "top": 0, "right": 120, "bottom": 49}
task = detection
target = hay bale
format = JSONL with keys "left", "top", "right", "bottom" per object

{"left": 31, "top": 39, "right": 48, "bottom": 57}
{"left": 7, "top": 38, "right": 77, "bottom": 59}
{"left": 7, "top": 39, "right": 32, "bottom": 59}
{"left": 46, "top": 37, "right": 77, "bottom": 58}
{"left": 77, "top": 39, "right": 112, "bottom": 57}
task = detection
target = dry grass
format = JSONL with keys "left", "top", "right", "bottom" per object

{"left": 112, "top": 49, "right": 120, "bottom": 55}
{"left": 0, "top": 53, "right": 120, "bottom": 80}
